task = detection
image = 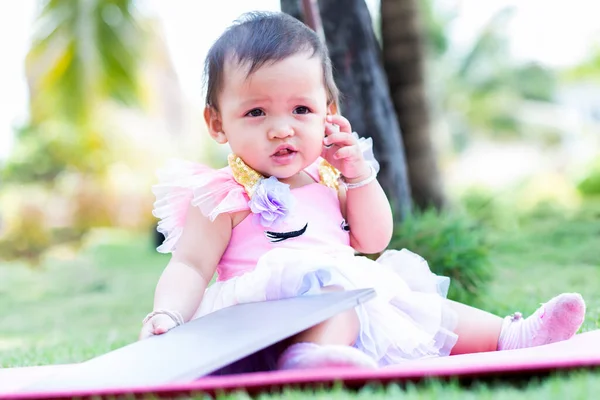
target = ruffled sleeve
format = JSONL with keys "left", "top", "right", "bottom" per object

{"left": 151, "top": 159, "right": 249, "bottom": 253}
{"left": 355, "top": 133, "right": 380, "bottom": 174}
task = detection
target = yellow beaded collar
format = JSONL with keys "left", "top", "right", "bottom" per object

{"left": 227, "top": 153, "right": 341, "bottom": 197}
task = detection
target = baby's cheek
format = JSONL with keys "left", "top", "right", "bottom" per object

{"left": 308, "top": 125, "right": 326, "bottom": 144}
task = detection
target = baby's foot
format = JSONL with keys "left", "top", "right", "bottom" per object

{"left": 277, "top": 342, "right": 378, "bottom": 370}
{"left": 497, "top": 293, "right": 585, "bottom": 350}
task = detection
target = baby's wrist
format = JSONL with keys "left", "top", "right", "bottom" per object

{"left": 341, "top": 164, "right": 377, "bottom": 189}
{"left": 143, "top": 309, "right": 185, "bottom": 326}
{"left": 341, "top": 163, "right": 371, "bottom": 183}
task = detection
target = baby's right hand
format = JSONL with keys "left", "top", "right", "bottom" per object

{"left": 139, "top": 314, "right": 178, "bottom": 340}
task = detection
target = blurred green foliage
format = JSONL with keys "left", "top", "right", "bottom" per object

{"left": 564, "top": 46, "right": 600, "bottom": 83}
{"left": 27, "top": 0, "right": 144, "bottom": 125}
{"left": 1, "top": 122, "right": 110, "bottom": 183}
{"left": 2, "top": 0, "right": 146, "bottom": 183}
{"left": 420, "top": 1, "right": 560, "bottom": 146}
{"left": 388, "top": 208, "right": 492, "bottom": 306}
{"left": 577, "top": 160, "right": 600, "bottom": 197}
{"left": 0, "top": 203, "right": 52, "bottom": 266}
{"left": 512, "top": 63, "right": 557, "bottom": 102}
{"left": 0, "top": 0, "right": 150, "bottom": 265}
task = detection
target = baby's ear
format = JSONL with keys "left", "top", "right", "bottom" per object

{"left": 327, "top": 101, "right": 339, "bottom": 116}
{"left": 204, "top": 106, "right": 227, "bottom": 144}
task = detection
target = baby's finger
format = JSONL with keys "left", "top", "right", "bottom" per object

{"left": 326, "top": 114, "right": 352, "bottom": 133}
{"left": 333, "top": 145, "right": 360, "bottom": 160}
{"left": 324, "top": 131, "right": 356, "bottom": 148}
{"left": 139, "top": 323, "right": 154, "bottom": 340}
{"left": 324, "top": 123, "right": 341, "bottom": 136}
{"left": 152, "top": 315, "right": 176, "bottom": 335}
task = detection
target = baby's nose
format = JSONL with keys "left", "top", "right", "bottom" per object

{"left": 268, "top": 123, "right": 295, "bottom": 139}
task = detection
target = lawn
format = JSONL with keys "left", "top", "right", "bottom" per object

{"left": 1, "top": 200, "right": 599, "bottom": 399}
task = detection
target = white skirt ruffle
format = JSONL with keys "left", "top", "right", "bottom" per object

{"left": 193, "top": 248, "right": 458, "bottom": 366}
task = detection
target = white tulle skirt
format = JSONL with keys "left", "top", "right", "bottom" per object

{"left": 193, "top": 247, "right": 458, "bottom": 367}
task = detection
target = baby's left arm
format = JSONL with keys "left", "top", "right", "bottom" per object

{"left": 322, "top": 115, "right": 394, "bottom": 254}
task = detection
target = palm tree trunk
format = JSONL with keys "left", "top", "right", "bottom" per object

{"left": 281, "top": 0, "right": 412, "bottom": 220}
{"left": 381, "top": 0, "right": 446, "bottom": 209}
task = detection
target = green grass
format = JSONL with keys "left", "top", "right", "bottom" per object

{"left": 1, "top": 201, "right": 599, "bottom": 399}
{"left": 0, "top": 230, "right": 168, "bottom": 366}
{"left": 480, "top": 201, "right": 600, "bottom": 325}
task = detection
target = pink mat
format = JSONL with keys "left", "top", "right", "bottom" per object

{"left": 2, "top": 330, "right": 599, "bottom": 399}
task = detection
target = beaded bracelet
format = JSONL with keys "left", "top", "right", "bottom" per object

{"left": 342, "top": 164, "right": 378, "bottom": 190}
{"left": 142, "top": 309, "right": 185, "bottom": 327}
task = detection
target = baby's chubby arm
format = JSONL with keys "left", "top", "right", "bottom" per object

{"left": 341, "top": 173, "right": 393, "bottom": 254}
{"left": 139, "top": 204, "right": 231, "bottom": 339}
{"left": 323, "top": 115, "right": 393, "bottom": 254}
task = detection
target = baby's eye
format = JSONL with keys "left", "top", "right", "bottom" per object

{"left": 293, "top": 106, "right": 311, "bottom": 115}
{"left": 245, "top": 109, "right": 265, "bottom": 117}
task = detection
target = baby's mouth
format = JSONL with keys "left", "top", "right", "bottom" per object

{"left": 273, "top": 149, "right": 295, "bottom": 156}
{"left": 272, "top": 146, "right": 297, "bottom": 157}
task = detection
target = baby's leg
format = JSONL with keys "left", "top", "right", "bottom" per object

{"left": 290, "top": 308, "right": 360, "bottom": 345}
{"left": 277, "top": 286, "right": 377, "bottom": 370}
{"left": 447, "top": 300, "right": 503, "bottom": 354}
{"left": 449, "top": 293, "right": 585, "bottom": 355}
{"left": 290, "top": 304, "right": 360, "bottom": 346}
{"left": 289, "top": 285, "right": 360, "bottom": 345}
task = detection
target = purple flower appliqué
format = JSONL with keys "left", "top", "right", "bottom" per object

{"left": 249, "top": 176, "right": 295, "bottom": 227}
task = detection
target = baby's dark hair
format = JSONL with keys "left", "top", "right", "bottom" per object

{"left": 204, "top": 11, "right": 339, "bottom": 111}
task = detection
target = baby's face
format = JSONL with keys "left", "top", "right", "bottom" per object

{"left": 215, "top": 52, "right": 331, "bottom": 181}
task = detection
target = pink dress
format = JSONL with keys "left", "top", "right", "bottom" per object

{"left": 152, "top": 158, "right": 458, "bottom": 367}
